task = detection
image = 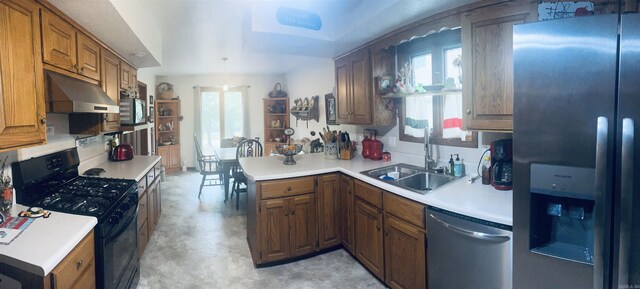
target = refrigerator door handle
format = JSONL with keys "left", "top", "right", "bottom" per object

{"left": 618, "top": 118, "right": 634, "bottom": 286}
{"left": 594, "top": 116, "right": 608, "bottom": 289}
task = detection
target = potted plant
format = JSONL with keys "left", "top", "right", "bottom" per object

{"left": 0, "top": 155, "right": 13, "bottom": 216}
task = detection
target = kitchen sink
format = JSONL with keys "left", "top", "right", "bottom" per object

{"left": 395, "top": 172, "right": 457, "bottom": 193}
{"left": 360, "top": 163, "right": 461, "bottom": 194}
{"left": 362, "top": 163, "right": 424, "bottom": 179}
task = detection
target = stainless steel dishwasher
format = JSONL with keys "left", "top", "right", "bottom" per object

{"left": 427, "top": 206, "right": 513, "bottom": 289}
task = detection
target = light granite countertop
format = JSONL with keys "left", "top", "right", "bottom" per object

{"left": 79, "top": 155, "right": 161, "bottom": 182}
{"left": 240, "top": 153, "right": 512, "bottom": 226}
{"left": 0, "top": 204, "right": 97, "bottom": 276}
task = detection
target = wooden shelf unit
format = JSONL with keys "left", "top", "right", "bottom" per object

{"left": 263, "top": 97, "right": 290, "bottom": 154}
{"left": 155, "top": 99, "right": 181, "bottom": 172}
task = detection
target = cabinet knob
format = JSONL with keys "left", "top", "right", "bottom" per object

{"left": 466, "top": 109, "right": 471, "bottom": 115}
{"left": 40, "top": 118, "right": 47, "bottom": 124}
{"left": 287, "top": 186, "right": 292, "bottom": 191}
{"left": 291, "top": 209, "right": 295, "bottom": 215}
{"left": 284, "top": 211, "right": 289, "bottom": 216}
{"left": 76, "top": 259, "right": 83, "bottom": 270}
{"left": 80, "top": 67, "right": 84, "bottom": 72}
{"left": 385, "top": 230, "right": 388, "bottom": 237}
{"left": 74, "top": 64, "right": 79, "bottom": 70}
{"left": 376, "top": 224, "right": 380, "bottom": 231}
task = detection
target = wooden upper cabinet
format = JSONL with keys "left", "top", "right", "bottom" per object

{"left": 120, "top": 61, "right": 137, "bottom": 91}
{"left": 41, "top": 9, "right": 76, "bottom": 72}
{"left": 334, "top": 45, "right": 395, "bottom": 126}
{"left": 462, "top": 2, "right": 536, "bottom": 131}
{"left": 317, "top": 174, "right": 341, "bottom": 249}
{"left": 350, "top": 49, "right": 372, "bottom": 124}
{"left": 76, "top": 33, "right": 100, "bottom": 80}
{"left": 335, "top": 56, "right": 351, "bottom": 124}
{"left": 41, "top": 9, "right": 103, "bottom": 82}
{"left": 101, "top": 48, "right": 120, "bottom": 132}
{"left": 0, "top": 0, "right": 47, "bottom": 152}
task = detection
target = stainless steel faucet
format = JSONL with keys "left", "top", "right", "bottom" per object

{"left": 425, "top": 123, "right": 436, "bottom": 171}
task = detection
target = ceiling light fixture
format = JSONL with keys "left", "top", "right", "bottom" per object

{"left": 222, "top": 57, "right": 229, "bottom": 91}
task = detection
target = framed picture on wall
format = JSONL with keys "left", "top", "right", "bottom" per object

{"left": 325, "top": 93, "right": 336, "bottom": 125}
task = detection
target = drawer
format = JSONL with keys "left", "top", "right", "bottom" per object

{"left": 146, "top": 168, "right": 155, "bottom": 185}
{"left": 137, "top": 179, "right": 147, "bottom": 198}
{"left": 52, "top": 230, "right": 95, "bottom": 289}
{"left": 70, "top": 262, "right": 96, "bottom": 289}
{"left": 138, "top": 192, "right": 148, "bottom": 230}
{"left": 354, "top": 180, "right": 383, "bottom": 209}
{"left": 384, "top": 192, "right": 426, "bottom": 229}
{"left": 260, "top": 176, "right": 315, "bottom": 199}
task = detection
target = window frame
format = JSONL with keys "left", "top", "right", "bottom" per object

{"left": 396, "top": 29, "right": 477, "bottom": 148}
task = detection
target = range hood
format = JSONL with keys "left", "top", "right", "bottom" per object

{"left": 46, "top": 71, "right": 119, "bottom": 113}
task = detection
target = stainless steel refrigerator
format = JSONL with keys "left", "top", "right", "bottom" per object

{"left": 513, "top": 13, "right": 640, "bottom": 289}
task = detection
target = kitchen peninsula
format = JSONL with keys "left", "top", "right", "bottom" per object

{"left": 241, "top": 153, "right": 511, "bottom": 288}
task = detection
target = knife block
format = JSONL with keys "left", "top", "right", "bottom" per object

{"left": 340, "top": 148, "right": 356, "bottom": 160}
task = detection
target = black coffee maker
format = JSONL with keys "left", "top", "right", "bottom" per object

{"left": 490, "top": 139, "right": 513, "bottom": 190}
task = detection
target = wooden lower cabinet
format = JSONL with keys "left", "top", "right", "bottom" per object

{"left": 354, "top": 199, "right": 384, "bottom": 280}
{"left": 51, "top": 230, "right": 95, "bottom": 289}
{"left": 384, "top": 214, "right": 426, "bottom": 289}
{"left": 318, "top": 174, "right": 341, "bottom": 249}
{"left": 137, "top": 162, "right": 162, "bottom": 258}
{"left": 340, "top": 174, "right": 355, "bottom": 255}
{"left": 259, "top": 194, "right": 317, "bottom": 262}
{"left": 158, "top": 144, "right": 180, "bottom": 172}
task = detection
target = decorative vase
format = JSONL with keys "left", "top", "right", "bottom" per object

{"left": 1, "top": 187, "right": 13, "bottom": 216}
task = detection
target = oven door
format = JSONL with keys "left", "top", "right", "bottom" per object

{"left": 98, "top": 203, "right": 139, "bottom": 289}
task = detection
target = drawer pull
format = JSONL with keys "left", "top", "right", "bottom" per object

{"left": 376, "top": 224, "right": 380, "bottom": 231}
{"left": 291, "top": 209, "right": 295, "bottom": 215}
{"left": 76, "top": 259, "right": 83, "bottom": 270}
{"left": 284, "top": 211, "right": 289, "bottom": 216}
{"left": 287, "top": 186, "right": 292, "bottom": 191}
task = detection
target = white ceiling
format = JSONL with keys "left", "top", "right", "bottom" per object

{"left": 48, "top": 0, "right": 479, "bottom": 76}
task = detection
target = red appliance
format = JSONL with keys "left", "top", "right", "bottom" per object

{"left": 490, "top": 139, "right": 512, "bottom": 190}
{"left": 370, "top": 137, "right": 383, "bottom": 160}
{"left": 361, "top": 136, "right": 372, "bottom": 159}
{"left": 110, "top": 144, "right": 134, "bottom": 161}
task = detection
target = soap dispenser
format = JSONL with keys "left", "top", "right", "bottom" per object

{"left": 453, "top": 154, "right": 464, "bottom": 177}
{"left": 448, "top": 155, "right": 455, "bottom": 176}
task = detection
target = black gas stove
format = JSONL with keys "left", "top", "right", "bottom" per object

{"left": 12, "top": 148, "right": 139, "bottom": 289}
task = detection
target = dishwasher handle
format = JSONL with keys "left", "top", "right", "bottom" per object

{"left": 429, "top": 213, "right": 511, "bottom": 242}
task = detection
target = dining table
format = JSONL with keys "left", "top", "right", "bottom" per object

{"left": 214, "top": 147, "right": 239, "bottom": 202}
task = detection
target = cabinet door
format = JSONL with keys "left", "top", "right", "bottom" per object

{"left": 101, "top": 48, "right": 120, "bottom": 132}
{"left": 158, "top": 146, "right": 169, "bottom": 168}
{"left": 131, "top": 68, "right": 137, "bottom": 89}
{"left": 384, "top": 214, "right": 426, "bottom": 289}
{"left": 260, "top": 199, "right": 290, "bottom": 262}
{"left": 138, "top": 219, "right": 148, "bottom": 257}
{"left": 355, "top": 199, "right": 384, "bottom": 280}
{"left": 462, "top": 2, "right": 536, "bottom": 131}
{"left": 120, "top": 61, "right": 131, "bottom": 90}
{"left": 169, "top": 145, "right": 180, "bottom": 168}
{"left": 340, "top": 175, "right": 355, "bottom": 254}
{"left": 147, "top": 182, "right": 157, "bottom": 234}
{"left": 335, "top": 55, "right": 351, "bottom": 123}
{"left": 318, "top": 174, "right": 341, "bottom": 249}
{"left": 289, "top": 194, "right": 317, "bottom": 257}
{"left": 41, "top": 9, "right": 76, "bottom": 72}
{"left": 76, "top": 33, "right": 100, "bottom": 80}
{"left": 0, "top": 0, "right": 46, "bottom": 152}
{"left": 350, "top": 48, "right": 372, "bottom": 125}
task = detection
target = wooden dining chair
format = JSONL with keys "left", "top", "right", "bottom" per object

{"left": 194, "top": 134, "right": 223, "bottom": 199}
{"left": 231, "top": 139, "right": 263, "bottom": 210}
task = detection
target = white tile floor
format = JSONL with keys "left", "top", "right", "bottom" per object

{"left": 137, "top": 171, "right": 386, "bottom": 289}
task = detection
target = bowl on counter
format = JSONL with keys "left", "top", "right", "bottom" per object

{"left": 161, "top": 141, "right": 173, "bottom": 146}
{"left": 276, "top": 144, "right": 303, "bottom": 165}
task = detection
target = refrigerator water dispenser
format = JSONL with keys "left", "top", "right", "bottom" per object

{"left": 529, "top": 164, "right": 596, "bottom": 264}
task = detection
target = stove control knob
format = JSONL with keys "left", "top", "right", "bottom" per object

{"left": 109, "top": 215, "right": 121, "bottom": 224}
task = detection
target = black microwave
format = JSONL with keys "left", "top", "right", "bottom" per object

{"left": 120, "top": 97, "right": 146, "bottom": 125}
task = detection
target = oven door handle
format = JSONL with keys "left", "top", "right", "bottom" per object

{"left": 106, "top": 207, "right": 138, "bottom": 242}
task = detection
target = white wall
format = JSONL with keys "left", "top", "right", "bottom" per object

{"left": 155, "top": 73, "right": 285, "bottom": 168}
